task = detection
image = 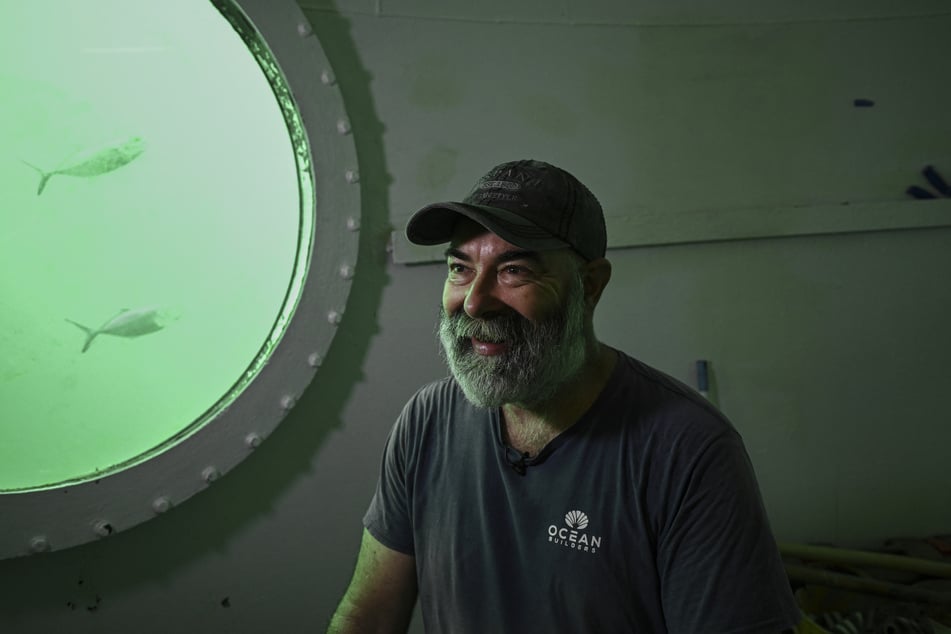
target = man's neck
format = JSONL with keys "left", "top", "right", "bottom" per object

{"left": 501, "top": 343, "right": 617, "bottom": 456}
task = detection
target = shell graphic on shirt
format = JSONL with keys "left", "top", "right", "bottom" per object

{"left": 565, "top": 510, "right": 589, "bottom": 530}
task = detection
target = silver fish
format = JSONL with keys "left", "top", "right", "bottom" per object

{"left": 65, "top": 306, "right": 178, "bottom": 353}
{"left": 23, "top": 136, "right": 146, "bottom": 195}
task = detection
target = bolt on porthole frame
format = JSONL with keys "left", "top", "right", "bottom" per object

{"left": 0, "top": 0, "right": 360, "bottom": 559}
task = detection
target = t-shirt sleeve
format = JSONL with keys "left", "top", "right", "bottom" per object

{"left": 656, "top": 431, "right": 801, "bottom": 633}
{"left": 362, "top": 398, "right": 417, "bottom": 556}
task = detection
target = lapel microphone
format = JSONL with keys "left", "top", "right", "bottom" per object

{"left": 505, "top": 449, "right": 531, "bottom": 476}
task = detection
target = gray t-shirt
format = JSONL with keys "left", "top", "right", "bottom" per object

{"left": 364, "top": 351, "right": 800, "bottom": 633}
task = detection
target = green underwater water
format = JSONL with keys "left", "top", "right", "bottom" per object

{"left": 0, "top": 1, "right": 303, "bottom": 491}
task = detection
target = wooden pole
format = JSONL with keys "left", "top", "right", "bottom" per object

{"left": 784, "top": 564, "right": 951, "bottom": 606}
{"left": 779, "top": 542, "right": 951, "bottom": 579}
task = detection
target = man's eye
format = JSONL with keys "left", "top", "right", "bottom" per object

{"left": 448, "top": 263, "right": 467, "bottom": 275}
{"left": 502, "top": 265, "right": 527, "bottom": 276}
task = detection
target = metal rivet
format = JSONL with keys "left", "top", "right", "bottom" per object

{"left": 30, "top": 536, "right": 50, "bottom": 553}
{"left": 202, "top": 467, "right": 220, "bottom": 484}
{"left": 339, "top": 264, "right": 354, "bottom": 280}
{"left": 320, "top": 69, "right": 336, "bottom": 85}
{"left": 152, "top": 496, "right": 171, "bottom": 514}
{"left": 336, "top": 119, "right": 351, "bottom": 135}
{"left": 297, "top": 21, "right": 312, "bottom": 37}
{"left": 93, "top": 521, "right": 114, "bottom": 537}
{"left": 346, "top": 217, "right": 360, "bottom": 232}
{"left": 280, "top": 394, "right": 297, "bottom": 410}
{"left": 345, "top": 169, "right": 359, "bottom": 184}
{"left": 327, "top": 310, "right": 342, "bottom": 325}
{"left": 245, "top": 433, "right": 263, "bottom": 449}
{"left": 307, "top": 352, "right": 322, "bottom": 368}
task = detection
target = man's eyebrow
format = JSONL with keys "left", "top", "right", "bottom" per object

{"left": 444, "top": 247, "right": 543, "bottom": 265}
{"left": 445, "top": 247, "right": 470, "bottom": 261}
{"left": 496, "top": 250, "right": 543, "bottom": 265}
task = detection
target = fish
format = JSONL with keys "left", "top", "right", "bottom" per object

{"left": 65, "top": 306, "right": 179, "bottom": 353}
{"left": 22, "top": 136, "right": 146, "bottom": 195}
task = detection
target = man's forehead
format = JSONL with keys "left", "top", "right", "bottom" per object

{"left": 448, "top": 218, "right": 517, "bottom": 251}
{"left": 445, "top": 216, "right": 582, "bottom": 270}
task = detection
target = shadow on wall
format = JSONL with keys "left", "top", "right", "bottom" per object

{"left": 0, "top": 3, "right": 391, "bottom": 623}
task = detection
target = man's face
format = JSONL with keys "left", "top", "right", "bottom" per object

{"left": 437, "top": 219, "right": 589, "bottom": 409}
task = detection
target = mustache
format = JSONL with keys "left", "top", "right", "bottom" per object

{"left": 441, "top": 309, "right": 529, "bottom": 345}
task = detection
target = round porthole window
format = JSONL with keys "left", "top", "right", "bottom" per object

{"left": 0, "top": 0, "right": 359, "bottom": 558}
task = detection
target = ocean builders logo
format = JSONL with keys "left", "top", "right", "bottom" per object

{"left": 547, "top": 510, "right": 602, "bottom": 555}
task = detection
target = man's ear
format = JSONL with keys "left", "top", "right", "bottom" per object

{"left": 582, "top": 258, "right": 612, "bottom": 310}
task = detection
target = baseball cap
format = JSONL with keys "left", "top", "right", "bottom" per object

{"left": 405, "top": 159, "right": 606, "bottom": 261}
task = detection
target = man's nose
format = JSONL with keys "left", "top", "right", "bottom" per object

{"left": 464, "top": 272, "right": 504, "bottom": 319}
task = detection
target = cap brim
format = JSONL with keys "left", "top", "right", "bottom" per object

{"left": 405, "top": 202, "right": 571, "bottom": 252}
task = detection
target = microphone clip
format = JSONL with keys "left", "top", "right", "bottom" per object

{"left": 506, "top": 449, "right": 531, "bottom": 476}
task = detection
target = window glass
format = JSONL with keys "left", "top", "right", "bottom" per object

{"left": 0, "top": 0, "right": 304, "bottom": 491}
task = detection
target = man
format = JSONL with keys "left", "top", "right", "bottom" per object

{"left": 328, "top": 160, "right": 801, "bottom": 633}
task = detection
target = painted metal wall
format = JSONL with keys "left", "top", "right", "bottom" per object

{"left": 1, "top": 2, "right": 949, "bottom": 632}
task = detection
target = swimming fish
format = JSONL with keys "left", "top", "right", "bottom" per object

{"left": 65, "top": 306, "right": 178, "bottom": 353}
{"left": 22, "top": 136, "right": 146, "bottom": 195}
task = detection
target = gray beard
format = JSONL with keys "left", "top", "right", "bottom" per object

{"left": 437, "top": 275, "right": 589, "bottom": 409}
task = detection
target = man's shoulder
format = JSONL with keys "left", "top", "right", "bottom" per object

{"left": 396, "top": 376, "right": 477, "bottom": 428}
{"left": 389, "top": 376, "right": 489, "bottom": 455}
{"left": 405, "top": 375, "right": 462, "bottom": 409}
{"left": 614, "top": 351, "right": 711, "bottom": 408}
{"left": 610, "top": 350, "right": 737, "bottom": 440}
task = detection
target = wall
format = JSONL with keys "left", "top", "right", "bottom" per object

{"left": 1, "top": 2, "right": 950, "bottom": 633}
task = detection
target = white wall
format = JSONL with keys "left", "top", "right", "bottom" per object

{"left": 1, "top": 2, "right": 950, "bottom": 632}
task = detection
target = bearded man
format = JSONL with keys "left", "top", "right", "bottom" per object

{"left": 328, "top": 160, "right": 800, "bottom": 633}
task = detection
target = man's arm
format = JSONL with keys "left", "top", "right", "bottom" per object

{"left": 656, "top": 432, "right": 801, "bottom": 632}
{"left": 327, "top": 528, "right": 418, "bottom": 634}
